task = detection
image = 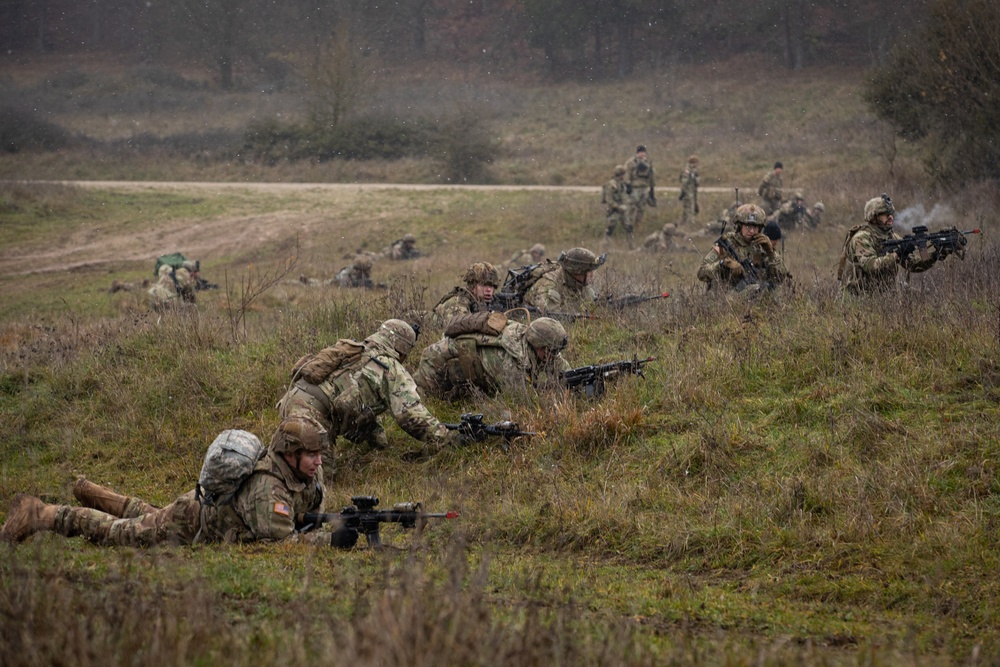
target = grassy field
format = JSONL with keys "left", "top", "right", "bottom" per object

{"left": 1, "top": 56, "right": 999, "bottom": 665}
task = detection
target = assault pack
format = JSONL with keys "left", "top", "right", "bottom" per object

{"left": 153, "top": 252, "right": 196, "bottom": 277}
{"left": 195, "top": 429, "right": 266, "bottom": 507}
{"left": 291, "top": 339, "right": 366, "bottom": 385}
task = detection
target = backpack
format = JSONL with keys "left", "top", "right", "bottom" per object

{"left": 195, "top": 430, "right": 266, "bottom": 507}
{"left": 291, "top": 339, "right": 366, "bottom": 384}
{"left": 836, "top": 225, "right": 866, "bottom": 282}
{"left": 153, "top": 252, "right": 190, "bottom": 277}
{"left": 496, "top": 260, "right": 559, "bottom": 307}
{"left": 445, "top": 311, "right": 508, "bottom": 338}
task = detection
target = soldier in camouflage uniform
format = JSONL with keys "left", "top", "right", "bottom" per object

{"left": 334, "top": 256, "right": 376, "bottom": 288}
{"left": 773, "top": 191, "right": 807, "bottom": 232}
{"left": 624, "top": 145, "right": 656, "bottom": 230}
{"left": 147, "top": 263, "right": 179, "bottom": 310}
{"left": 697, "top": 204, "right": 787, "bottom": 291}
{"left": 385, "top": 233, "right": 421, "bottom": 260}
{"left": 804, "top": 202, "right": 825, "bottom": 228}
{"left": 429, "top": 262, "right": 501, "bottom": 328}
{"left": 277, "top": 319, "right": 462, "bottom": 453}
{"left": 523, "top": 247, "right": 606, "bottom": 312}
{"left": 602, "top": 165, "right": 632, "bottom": 247}
{"left": 0, "top": 417, "right": 361, "bottom": 548}
{"left": 757, "top": 162, "right": 784, "bottom": 215}
{"left": 838, "top": 194, "right": 938, "bottom": 295}
{"left": 641, "top": 223, "right": 679, "bottom": 253}
{"left": 413, "top": 317, "right": 572, "bottom": 400}
{"left": 507, "top": 243, "right": 545, "bottom": 268}
{"left": 678, "top": 155, "right": 700, "bottom": 226}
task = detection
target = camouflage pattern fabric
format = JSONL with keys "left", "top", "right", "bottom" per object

{"left": 839, "top": 223, "right": 937, "bottom": 294}
{"left": 507, "top": 250, "right": 534, "bottom": 267}
{"left": 774, "top": 200, "right": 806, "bottom": 231}
{"left": 522, "top": 266, "right": 597, "bottom": 312}
{"left": 602, "top": 177, "right": 631, "bottom": 237}
{"left": 147, "top": 269, "right": 178, "bottom": 311}
{"left": 757, "top": 170, "right": 783, "bottom": 215}
{"left": 697, "top": 231, "right": 787, "bottom": 290}
{"left": 277, "top": 331, "right": 459, "bottom": 455}
{"left": 641, "top": 224, "right": 678, "bottom": 253}
{"left": 679, "top": 165, "right": 699, "bottom": 225}
{"left": 334, "top": 264, "right": 372, "bottom": 288}
{"left": 413, "top": 321, "right": 571, "bottom": 400}
{"left": 51, "top": 449, "right": 331, "bottom": 547}
{"left": 625, "top": 154, "right": 655, "bottom": 228}
{"left": 174, "top": 267, "right": 197, "bottom": 303}
{"left": 385, "top": 241, "right": 420, "bottom": 260}
{"left": 430, "top": 286, "right": 485, "bottom": 328}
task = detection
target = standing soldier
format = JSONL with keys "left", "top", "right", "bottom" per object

{"left": 413, "top": 316, "right": 571, "bottom": 400}
{"left": 838, "top": 193, "right": 938, "bottom": 294}
{"left": 523, "top": 247, "right": 606, "bottom": 312}
{"left": 697, "top": 204, "right": 787, "bottom": 291}
{"left": 624, "top": 145, "right": 656, "bottom": 231}
{"left": 276, "top": 319, "right": 463, "bottom": 454}
{"left": 678, "top": 155, "right": 700, "bottom": 226}
{"left": 602, "top": 165, "right": 632, "bottom": 247}
{"left": 757, "top": 162, "right": 784, "bottom": 216}
{"left": 429, "top": 262, "right": 501, "bottom": 327}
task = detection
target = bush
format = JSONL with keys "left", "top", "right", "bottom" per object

{"left": 0, "top": 106, "right": 70, "bottom": 153}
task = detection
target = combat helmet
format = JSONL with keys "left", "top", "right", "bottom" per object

{"left": 558, "top": 247, "right": 607, "bottom": 275}
{"left": 373, "top": 319, "right": 417, "bottom": 359}
{"left": 353, "top": 256, "right": 373, "bottom": 272}
{"left": 529, "top": 243, "right": 546, "bottom": 259}
{"left": 813, "top": 202, "right": 825, "bottom": 212}
{"left": 792, "top": 191, "right": 805, "bottom": 201}
{"left": 614, "top": 165, "right": 626, "bottom": 177}
{"left": 402, "top": 233, "right": 416, "bottom": 244}
{"left": 271, "top": 415, "right": 328, "bottom": 454}
{"left": 157, "top": 264, "right": 174, "bottom": 279}
{"left": 864, "top": 193, "right": 894, "bottom": 224}
{"left": 182, "top": 260, "right": 200, "bottom": 272}
{"left": 463, "top": 262, "right": 501, "bottom": 288}
{"left": 688, "top": 154, "right": 699, "bottom": 165}
{"left": 733, "top": 204, "right": 766, "bottom": 229}
{"left": 525, "top": 317, "right": 568, "bottom": 354}
{"left": 661, "top": 223, "right": 677, "bottom": 235}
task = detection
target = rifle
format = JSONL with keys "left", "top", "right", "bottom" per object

{"left": 561, "top": 355, "right": 655, "bottom": 398}
{"left": 195, "top": 277, "right": 219, "bottom": 291}
{"left": 603, "top": 291, "right": 669, "bottom": 310}
{"left": 444, "top": 413, "right": 538, "bottom": 442}
{"left": 714, "top": 236, "right": 773, "bottom": 292}
{"left": 879, "top": 225, "right": 981, "bottom": 262}
{"left": 297, "top": 495, "right": 458, "bottom": 548}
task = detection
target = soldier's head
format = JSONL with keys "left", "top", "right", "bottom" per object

{"left": 353, "top": 256, "right": 373, "bottom": 275}
{"left": 636, "top": 145, "right": 647, "bottom": 156}
{"left": 558, "top": 247, "right": 606, "bottom": 286}
{"left": 463, "top": 262, "right": 501, "bottom": 302}
{"left": 763, "top": 220, "right": 782, "bottom": 243}
{"left": 157, "top": 264, "right": 174, "bottom": 280}
{"left": 662, "top": 222, "right": 677, "bottom": 236}
{"left": 613, "top": 164, "right": 626, "bottom": 178}
{"left": 182, "top": 260, "right": 200, "bottom": 274}
{"left": 734, "top": 204, "right": 767, "bottom": 239}
{"left": 402, "top": 233, "right": 416, "bottom": 247}
{"left": 811, "top": 202, "right": 825, "bottom": 213}
{"left": 688, "top": 155, "right": 699, "bottom": 166}
{"left": 271, "top": 415, "right": 327, "bottom": 480}
{"left": 525, "top": 317, "right": 568, "bottom": 363}
{"left": 370, "top": 319, "right": 418, "bottom": 360}
{"left": 529, "top": 243, "right": 546, "bottom": 262}
{"left": 793, "top": 191, "right": 804, "bottom": 202}
{"left": 864, "top": 193, "right": 895, "bottom": 227}
{"left": 773, "top": 161, "right": 783, "bottom": 173}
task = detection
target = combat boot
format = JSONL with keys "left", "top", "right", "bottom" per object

{"left": 73, "top": 477, "right": 155, "bottom": 517}
{"left": 0, "top": 493, "right": 57, "bottom": 543}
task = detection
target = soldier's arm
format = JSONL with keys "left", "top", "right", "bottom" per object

{"left": 848, "top": 232, "right": 896, "bottom": 274}
{"left": 697, "top": 247, "right": 723, "bottom": 284}
{"left": 238, "top": 475, "right": 322, "bottom": 543}
{"left": 383, "top": 360, "right": 457, "bottom": 446}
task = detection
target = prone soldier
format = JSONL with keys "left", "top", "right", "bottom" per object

{"left": 334, "top": 256, "right": 376, "bottom": 288}
{"left": 523, "top": 247, "right": 606, "bottom": 312}
{"left": 385, "top": 233, "right": 421, "bottom": 260}
{"left": 507, "top": 243, "right": 546, "bottom": 268}
{"left": 429, "top": 262, "right": 501, "bottom": 328}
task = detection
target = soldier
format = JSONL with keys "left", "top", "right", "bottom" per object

{"left": 838, "top": 193, "right": 938, "bottom": 295}
{"left": 602, "top": 165, "right": 633, "bottom": 248}
{"left": 773, "top": 191, "right": 807, "bottom": 231}
{"left": 0, "top": 417, "right": 359, "bottom": 548}
{"left": 507, "top": 243, "right": 546, "bottom": 268}
{"left": 697, "top": 204, "right": 787, "bottom": 291}
{"left": 678, "top": 155, "right": 700, "bottom": 226}
{"left": 429, "top": 262, "right": 501, "bottom": 328}
{"left": 641, "top": 223, "right": 679, "bottom": 253}
{"left": 385, "top": 233, "right": 421, "bottom": 260}
{"left": 147, "top": 263, "right": 179, "bottom": 310}
{"left": 624, "top": 145, "right": 656, "bottom": 230}
{"left": 757, "top": 161, "right": 784, "bottom": 215}
{"left": 277, "top": 319, "right": 463, "bottom": 454}
{"left": 413, "top": 316, "right": 571, "bottom": 400}
{"left": 334, "top": 256, "right": 376, "bottom": 288}
{"left": 523, "top": 247, "right": 606, "bottom": 312}
{"left": 805, "top": 201, "right": 825, "bottom": 228}
{"left": 174, "top": 260, "right": 200, "bottom": 303}
{"left": 109, "top": 278, "right": 150, "bottom": 294}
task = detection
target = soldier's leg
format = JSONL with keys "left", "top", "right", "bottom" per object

{"left": 623, "top": 216, "right": 635, "bottom": 250}
{"left": 632, "top": 189, "right": 648, "bottom": 228}
{"left": 104, "top": 492, "right": 201, "bottom": 547}
{"left": 0, "top": 494, "right": 58, "bottom": 543}
{"left": 681, "top": 198, "right": 693, "bottom": 226}
{"left": 73, "top": 477, "right": 158, "bottom": 518}
{"left": 604, "top": 210, "right": 618, "bottom": 239}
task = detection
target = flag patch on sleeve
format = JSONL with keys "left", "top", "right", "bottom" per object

{"left": 273, "top": 502, "right": 291, "bottom": 517}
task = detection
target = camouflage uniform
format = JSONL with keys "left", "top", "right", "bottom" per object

{"left": 147, "top": 264, "right": 178, "bottom": 310}
{"left": 507, "top": 244, "right": 545, "bottom": 268}
{"left": 624, "top": 146, "right": 655, "bottom": 230}
{"left": 697, "top": 204, "right": 787, "bottom": 290}
{"left": 522, "top": 248, "right": 604, "bottom": 312}
{"left": 413, "top": 318, "right": 571, "bottom": 400}
{"left": 757, "top": 163, "right": 784, "bottom": 215}
{"left": 641, "top": 223, "right": 678, "bottom": 253}
{"left": 839, "top": 195, "right": 937, "bottom": 294}
{"left": 678, "top": 156, "right": 699, "bottom": 226}
{"left": 602, "top": 166, "right": 632, "bottom": 246}
{"left": 277, "top": 320, "right": 460, "bottom": 454}
{"left": 773, "top": 193, "right": 807, "bottom": 232}
{"left": 429, "top": 263, "right": 501, "bottom": 328}
{"left": 334, "top": 257, "right": 375, "bottom": 288}
{"left": 385, "top": 234, "right": 421, "bottom": 260}
{"left": 804, "top": 202, "right": 825, "bottom": 228}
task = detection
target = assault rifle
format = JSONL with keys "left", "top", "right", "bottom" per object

{"left": 714, "top": 236, "right": 775, "bottom": 292}
{"left": 444, "top": 413, "right": 538, "bottom": 442}
{"left": 561, "top": 355, "right": 655, "bottom": 398}
{"left": 879, "top": 225, "right": 981, "bottom": 262}
{"left": 195, "top": 276, "right": 219, "bottom": 291}
{"left": 297, "top": 495, "right": 458, "bottom": 548}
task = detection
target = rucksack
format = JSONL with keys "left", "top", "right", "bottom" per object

{"left": 291, "top": 339, "right": 366, "bottom": 385}
{"left": 445, "top": 311, "right": 508, "bottom": 338}
{"left": 495, "top": 260, "right": 559, "bottom": 308}
{"left": 153, "top": 252, "right": 190, "bottom": 277}
{"left": 195, "top": 429, "right": 266, "bottom": 507}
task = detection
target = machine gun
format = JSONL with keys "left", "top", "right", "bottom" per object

{"left": 444, "top": 413, "right": 538, "bottom": 442}
{"left": 297, "top": 495, "right": 458, "bottom": 548}
{"left": 561, "top": 355, "right": 655, "bottom": 398}
{"left": 879, "top": 225, "right": 981, "bottom": 262}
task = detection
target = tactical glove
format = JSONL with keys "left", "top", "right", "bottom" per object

{"left": 722, "top": 257, "right": 745, "bottom": 278}
{"left": 751, "top": 234, "right": 775, "bottom": 256}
